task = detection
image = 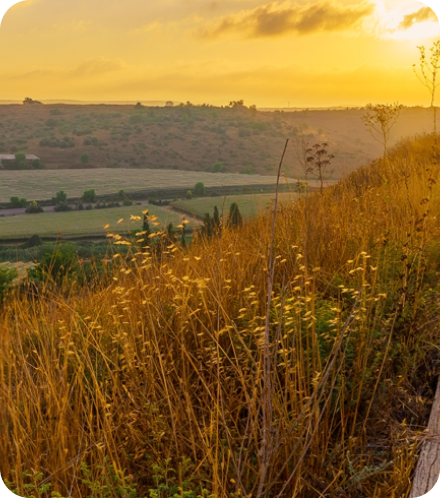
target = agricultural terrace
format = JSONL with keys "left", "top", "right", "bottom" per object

{"left": 0, "top": 168, "right": 298, "bottom": 203}
{"left": 0, "top": 204, "right": 193, "bottom": 240}
{"left": 172, "top": 192, "right": 299, "bottom": 219}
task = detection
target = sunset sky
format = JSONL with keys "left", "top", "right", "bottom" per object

{"left": 0, "top": 0, "right": 439, "bottom": 107}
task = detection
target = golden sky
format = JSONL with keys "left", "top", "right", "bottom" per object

{"left": 0, "top": 0, "right": 439, "bottom": 107}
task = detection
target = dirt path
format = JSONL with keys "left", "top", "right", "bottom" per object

{"left": 160, "top": 205, "right": 203, "bottom": 226}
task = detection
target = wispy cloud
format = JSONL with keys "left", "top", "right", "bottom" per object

{"left": 72, "top": 57, "right": 125, "bottom": 76}
{"left": 196, "top": 0, "right": 375, "bottom": 39}
{"left": 398, "top": 6, "right": 437, "bottom": 30}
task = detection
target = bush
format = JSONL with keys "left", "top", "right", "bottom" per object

{"left": 239, "top": 128, "right": 251, "bottom": 137}
{"left": 129, "top": 115, "right": 143, "bottom": 125}
{"left": 45, "top": 118, "right": 57, "bottom": 127}
{"left": 52, "top": 190, "right": 67, "bottom": 205}
{"left": 82, "top": 189, "right": 96, "bottom": 203}
{"left": 83, "top": 136, "right": 99, "bottom": 146}
{"left": 85, "top": 204, "right": 93, "bottom": 210}
{"left": 194, "top": 182, "right": 206, "bottom": 196}
{"left": 212, "top": 162, "right": 225, "bottom": 173}
{"left": 73, "top": 127, "right": 93, "bottom": 136}
{"left": 30, "top": 245, "right": 78, "bottom": 283}
{"left": 10, "top": 196, "right": 27, "bottom": 208}
{"left": 122, "top": 199, "right": 133, "bottom": 206}
{"left": 77, "top": 203, "right": 84, "bottom": 211}
{"left": 80, "top": 152, "right": 89, "bottom": 164}
{"left": 186, "top": 190, "right": 193, "bottom": 199}
{"left": 0, "top": 267, "right": 17, "bottom": 302}
{"left": 20, "top": 235, "right": 43, "bottom": 249}
{"left": 54, "top": 201, "right": 72, "bottom": 212}
{"left": 25, "top": 201, "right": 44, "bottom": 214}
{"left": 32, "top": 159, "right": 42, "bottom": 169}
{"left": 149, "top": 199, "right": 170, "bottom": 206}
{"left": 39, "top": 137, "right": 74, "bottom": 149}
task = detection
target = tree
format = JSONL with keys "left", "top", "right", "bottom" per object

{"left": 80, "top": 152, "right": 90, "bottom": 164}
{"left": 181, "top": 224, "right": 186, "bottom": 248}
{"left": 10, "top": 196, "right": 27, "bottom": 208}
{"left": 186, "top": 190, "right": 193, "bottom": 199}
{"left": 213, "top": 206, "right": 221, "bottom": 231}
{"left": 15, "top": 152, "right": 26, "bottom": 170}
{"left": 23, "top": 97, "right": 42, "bottom": 105}
{"left": 52, "top": 190, "right": 67, "bottom": 205}
{"left": 227, "top": 202, "right": 243, "bottom": 228}
{"left": 166, "top": 222, "right": 176, "bottom": 242}
{"left": 82, "top": 189, "right": 96, "bottom": 204}
{"left": 414, "top": 40, "right": 440, "bottom": 134}
{"left": 201, "top": 213, "right": 213, "bottom": 238}
{"left": 361, "top": 103, "right": 402, "bottom": 159}
{"left": 194, "top": 182, "right": 206, "bottom": 196}
{"left": 212, "top": 162, "right": 225, "bottom": 173}
{"left": 229, "top": 100, "right": 245, "bottom": 108}
{"left": 305, "top": 142, "right": 335, "bottom": 195}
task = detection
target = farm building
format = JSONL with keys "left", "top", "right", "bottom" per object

{"left": 0, "top": 154, "right": 40, "bottom": 168}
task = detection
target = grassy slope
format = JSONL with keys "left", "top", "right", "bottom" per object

{"left": 1, "top": 104, "right": 436, "bottom": 177}
{"left": 1, "top": 134, "right": 440, "bottom": 497}
{"left": 0, "top": 204, "right": 193, "bottom": 239}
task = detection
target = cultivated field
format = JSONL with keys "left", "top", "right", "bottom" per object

{"left": 0, "top": 168, "right": 299, "bottom": 203}
{"left": 172, "top": 192, "right": 299, "bottom": 219}
{"left": 0, "top": 204, "right": 193, "bottom": 240}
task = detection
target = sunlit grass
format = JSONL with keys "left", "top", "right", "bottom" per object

{"left": 1, "top": 134, "right": 440, "bottom": 497}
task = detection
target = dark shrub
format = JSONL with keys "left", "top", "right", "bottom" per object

{"left": 21, "top": 235, "right": 43, "bottom": 249}
{"left": 54, "top": 202, "right": 72, "bottom": 212}
{"left": 25, "top": 201, "right": 44, "bottom": 214}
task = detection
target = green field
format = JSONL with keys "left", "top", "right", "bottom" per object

{"left": 0, "top": 169, "right": 300, "bottom": 203}
{"left": 0, "top": 204, "right": 194, "bottom": 240}
{"left": 172, "top": 192, "right": 299, "bottom": 219}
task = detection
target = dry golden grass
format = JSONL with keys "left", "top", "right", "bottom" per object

{"left": 1, "top": 134, "right": 440, "bottom": 497}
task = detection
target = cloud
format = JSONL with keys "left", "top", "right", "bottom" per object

{"left": 398, "top": 6, "right": 437, "bottom": 30}
{"left": 196, "top": 0, "right": 375, "bottom": 39}
{"left": 72, "top": 57, "right": 125, "bottom": 76}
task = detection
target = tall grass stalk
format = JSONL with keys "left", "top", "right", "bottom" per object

{"left": 1, "top": 134, "right": 440, "bottom": 497}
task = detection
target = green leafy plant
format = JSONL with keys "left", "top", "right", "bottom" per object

{"left": 82, "top": 189, "right": 96, "bottom": 203}
{"left": 0, "top": 266, "right": 18, "bottom": 302}
{"left": 10, "top": 196, "right": 27, "bottom": 208}
{"left": 80, "top": 459, "right": 138, "bottom": 498}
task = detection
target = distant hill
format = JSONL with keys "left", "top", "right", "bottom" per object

{"left": 0, "top": 104, "right": 436, "bottom": 178}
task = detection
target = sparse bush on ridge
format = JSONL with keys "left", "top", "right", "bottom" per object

{"left": 1, "top": 134, "right": 440, "bottom": 497}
